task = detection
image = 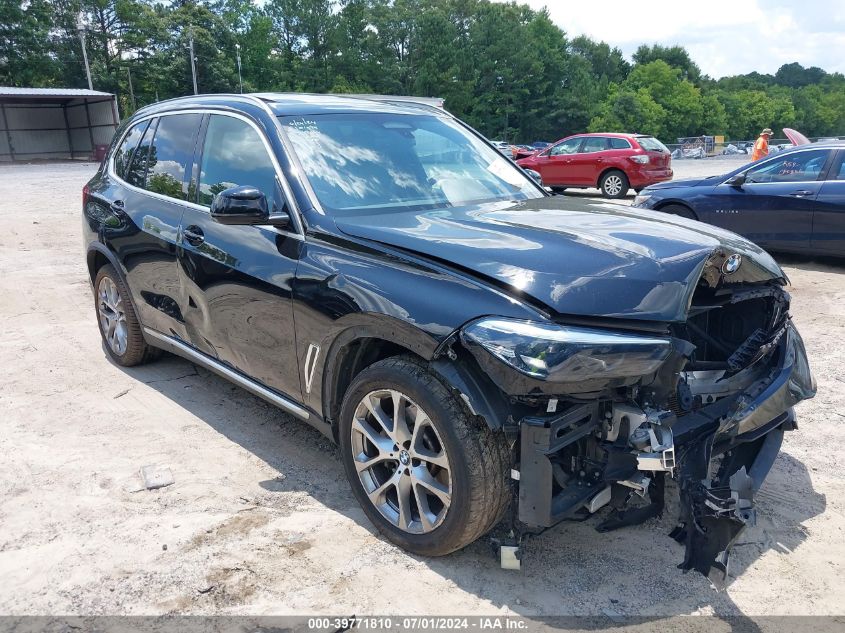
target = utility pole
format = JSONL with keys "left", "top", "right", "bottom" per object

{"left": 235, "top": 43, "right": 243, "bottom": 93}
{"left": 76, "top": 13, "right": 93, "bottom": 90}
{"left": 189, "top": 30, "right": 198, "bottom": 95}
{"left": 126, "top": 67, "right": 136, "bottom": 112}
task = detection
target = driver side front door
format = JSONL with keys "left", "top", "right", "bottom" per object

{"left": 708, "top": 149, "right": 832, "bottom": 252}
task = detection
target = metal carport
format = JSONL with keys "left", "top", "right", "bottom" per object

{"left": 0, "top": 87, "right": 119, "bottom": 162}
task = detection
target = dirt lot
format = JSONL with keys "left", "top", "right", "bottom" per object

{"left": 1, "top": 158, "right": 843, "bottom": 620}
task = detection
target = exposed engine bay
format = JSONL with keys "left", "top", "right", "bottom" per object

{"left": 503, "top": 265, "right": 816, "bottom": 588}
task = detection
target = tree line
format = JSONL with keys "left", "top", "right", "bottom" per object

{"left": 2, "top": 0, "right": 844, "bottom": 142}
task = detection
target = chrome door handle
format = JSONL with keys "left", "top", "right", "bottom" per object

{"left": 183, "top": 225, "right": 205, "bottom": 245}
{"left": 789, "top": 190, "right": 814, "bottom": 197}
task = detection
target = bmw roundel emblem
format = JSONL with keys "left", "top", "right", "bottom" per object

{"left": 721, "top": 253, "right": 742, "bottom": 275}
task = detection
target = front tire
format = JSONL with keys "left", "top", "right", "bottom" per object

{"left": 599, "top": 170, "right": 629, "bottom": 198}
{"left": 94, "top": 264, "right": 159, "bottom": 367}
{"left": 339, "top": 357, "right": 510, "bottom": 556}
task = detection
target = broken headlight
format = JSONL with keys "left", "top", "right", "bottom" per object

{"left": 461, "top": 318, "right": 672, "bottom": 382}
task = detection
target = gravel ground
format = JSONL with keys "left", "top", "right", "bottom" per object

{"left": 0, "top": 157, "right": 842, "bottom": 621}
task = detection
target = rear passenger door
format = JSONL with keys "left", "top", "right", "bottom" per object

{"left": 812, "top": 150, "right": 845, "bottom": 255}
{"left": 567, "top": 136, "right": 608, "bottom": 186}
{"left": 107, "top": 113, "right": 202, "bottom": 339}
{"left": 177, "top": 113, "right": 303, "bottom": 400}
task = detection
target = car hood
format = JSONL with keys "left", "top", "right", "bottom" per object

{"left": 334, "top": 197, "right": 784, "bottom": 323}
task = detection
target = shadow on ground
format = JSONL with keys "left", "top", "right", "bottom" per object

{"left": 114, "top": 299, "right": 825, "bottom": 625}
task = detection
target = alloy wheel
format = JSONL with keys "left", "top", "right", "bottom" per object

{"left": 350, "top": 389, "right": 452, "bottom": 534}
{"left": 604, "top": 174, "right": 623, "bottom": 196}
{"left": 97, "top": 276, "right": 128, "bottom": 356}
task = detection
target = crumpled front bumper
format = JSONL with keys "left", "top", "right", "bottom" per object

{"left": 517, "top": 319, "right": 815, "bottom": 586}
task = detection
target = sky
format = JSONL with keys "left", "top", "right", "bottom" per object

{"left": 494, "top": 0, "right": 845, "bottom": 78}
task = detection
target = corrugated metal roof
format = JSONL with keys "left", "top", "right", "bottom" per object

{"left": 0, "top": 87, "right": 114, "bottom": 98}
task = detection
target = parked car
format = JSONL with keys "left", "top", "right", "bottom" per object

{"left": 513, "top": 145, "right": 537, "bottom": 160}
{"left": 490, "top": 140, "right": 511, "bottom": 155}
{"left": 634, "top": 142, "right": 845, "bottom": 256}
{"left": 84, "top": 93, "right": 814, "bottom": 585}
{"left": 516, "top": 133, "right": 673, "bottom": 198}
{"left": 531, "top": 141, "right": 551, "bottom": 149}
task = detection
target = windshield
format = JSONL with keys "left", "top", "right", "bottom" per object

{"left": 279, "top": 113, "right": 543, "bottom": 215}
{"left": 636, "top": 136, "right": 669, "bottom": 153}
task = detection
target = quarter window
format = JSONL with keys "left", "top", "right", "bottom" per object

{"left": 609, "top": 137, "right": 632, "bottom": 150}
{"left": 113, "top": 120, "right": 149, "bottom": 180}
{"left": 198, "top": 115, "right": 279, "bottom": 209}
{"left": 144, "top": 114, "right": 202, "bottom": 200}
{"left": 745, "top": 150, "right": 830, "bottom": 184}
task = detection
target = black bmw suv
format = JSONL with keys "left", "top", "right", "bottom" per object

{"left": 84, "top": 93, "right": 815, "bottom": 585}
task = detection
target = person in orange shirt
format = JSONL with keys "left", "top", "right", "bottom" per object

{"left": 751, "top": 128, "right": 773, "bottom": 161}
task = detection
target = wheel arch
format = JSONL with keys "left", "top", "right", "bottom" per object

{"left": 596, "top": 166, "right": 628, "bottom": 188}
{"left": 86, "top": 242, "right": 119, "bottom": 285}
{"left": 320, "top": 319, "right": 440, "bottom": 439}
{"left": 319, "top": 320, "right": 513, "bottom": 439}
{"left": 655, "top": 200, "right": 699, "bottom": 221}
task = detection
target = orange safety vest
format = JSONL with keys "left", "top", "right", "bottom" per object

{"left": 751, "top": 135, "right": 769, "bottom": 161}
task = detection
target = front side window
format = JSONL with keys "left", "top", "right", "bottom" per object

{"left": 549, "top": 138, "right": 582, "bottom": 156}
{"left": 581, "top": 137, "right": 608, "bottom": 153}
{"left": 280, "top": 113, "right": 542, "bottom": 215}
{"left": 745, "top": 150, "right": 829, "bottom": 184}
{"left": 144, "top": 114, "right": 202, "bottom": 200}
{"left": 113, "top": 120, "right": 149, "bottom": 180}
{"left": 198, "top": 115, "right": 279, "bottom": 209}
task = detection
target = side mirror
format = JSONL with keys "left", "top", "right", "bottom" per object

{"left": 726, "top": 173, "right": 746, "bottom": 187}
{"left": 211, "top": 186, "right": 268, "bottom": 225}
{"left": 524, "top": 168, "right": 543, "bottom": 186}
{"left": 210, "top": 185, "right": 291, "bottom": 229}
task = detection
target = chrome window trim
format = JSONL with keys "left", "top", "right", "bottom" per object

{"left": 720, "top": 147, "right": 832, "bottom": 187}
{"left": 107, "top": 107, "right": 305, "bottom": 240}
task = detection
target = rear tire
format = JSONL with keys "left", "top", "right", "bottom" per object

{"left": 660, "top": 203, "right": 697, "bottom": 221}
{"left": 599, "top": 170, "right": 629, "bottom": 198}
{"left": 94, "top": 264, "right": 159, "bottom": 367}
{"left": 339, "top": 356, "right": 510, "bottom": 556}
{"left": 550, "top": 186, "right": 567, "bottom": 194}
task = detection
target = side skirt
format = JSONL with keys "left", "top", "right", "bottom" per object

{"left": 142, "top": 327, "right": 312, "bottom": 423}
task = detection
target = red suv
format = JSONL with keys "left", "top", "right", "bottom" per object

{"left": 516, "top": 133, "right": 673, "bottom": 198}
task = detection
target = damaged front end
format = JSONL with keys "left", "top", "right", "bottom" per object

{"left": 458, "top": 253, "right": 816, "bottom": 587}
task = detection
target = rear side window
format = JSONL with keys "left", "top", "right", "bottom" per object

{"left": 144, "top": 114, "right": 203, "bottom": 200}
{"left": 198, "top": 115, "right": 279, "bottom": 209}
{"left": 113, "top": 120, "right": 148, "bottom": 179}
{"left": 581, "top": 137, "right": 608, "bottom": 153}
{"left": 609, "top": 137, "right": 632, "bottom": 150}
{"left": 831, "top": 153, "right": 845, "bottom": 181}
{"left": 125, "top": 119, "right": 156, "bottom": 188}
{"left": 636, "top": 136, "right": 669, "bottom": 153}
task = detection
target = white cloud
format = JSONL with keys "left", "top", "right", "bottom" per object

{"left": 493, "top": 0, "right": 845, "bottom": 78}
